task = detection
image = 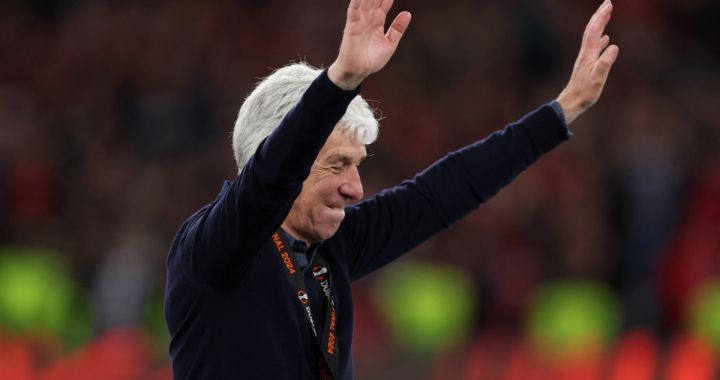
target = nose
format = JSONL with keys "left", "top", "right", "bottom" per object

{"left": 339, "top": 166, "right": 363, "bottom": 203}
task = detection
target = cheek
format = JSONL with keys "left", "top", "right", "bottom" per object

{"left": 310, "top": 179, "right": 339, "bottom": 199}
{"left": 297, "top": 188, "right": 325, "bottom": 216}
{"left": 298, "top": 176, "right": 342, "bottom": 218}
{"left": 291, "top": 191, "right": 315, "bottom": 221}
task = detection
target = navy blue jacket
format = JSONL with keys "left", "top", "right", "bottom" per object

{"left": 164, "top": 70, "right": 570, "bottom": 379}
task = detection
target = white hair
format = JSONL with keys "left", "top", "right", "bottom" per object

{"left": 232, "top": 62, "right": 379, "bottom": 173}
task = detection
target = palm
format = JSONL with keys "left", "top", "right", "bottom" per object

{"left": 335, "top": 0, "right": 411, "bottom": 81}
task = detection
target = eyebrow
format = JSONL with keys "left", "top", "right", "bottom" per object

{"left": 324, "top": 153, "right": 367, "bottom": 165}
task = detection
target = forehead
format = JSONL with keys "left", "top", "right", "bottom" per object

{"left": 318, "top": 130, "right": 367, "bottom": 162}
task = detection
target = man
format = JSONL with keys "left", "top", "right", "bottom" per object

{"left": 164, "top": 0, "right": 619, "bottom": 378}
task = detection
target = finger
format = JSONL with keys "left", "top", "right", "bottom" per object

{"left": 380, "top": 0, "right": 394, "bottom": 14}
{"left": 594, "top": 44, "right": 619, "bottom": 79}
{"left": 386, "top": 11, "right": 412, "bottom": 46}
{"left": 348, "top": 6, "right": 361, "bottom": 23}
{"left": 594, "top": 2, "right": 613, "bottom": 36}
{"left": 585, "top": 1, "right": 613, "bottom": 42}
{"left": 347, "top": 0, "right": 364, "bottom": 23}
{"left": 354, "top": 0, "right": 377, "bottom": 11}
{"left": 598, "top": 35, "right": 610, "bottom": 54}
{"left": 580, "top": 0, "right": 612, "bottom": 60}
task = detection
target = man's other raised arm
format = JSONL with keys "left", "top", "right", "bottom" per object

{"left": 340, "top": 1, "right": 618, "bottom": 279}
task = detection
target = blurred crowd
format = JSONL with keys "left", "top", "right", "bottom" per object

{"left": 0, "top": 0, "right": 718, "bottom": 379}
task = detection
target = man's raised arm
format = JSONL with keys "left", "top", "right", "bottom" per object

{"left": 171, "top": 0, "right": 411, "bottom": 285}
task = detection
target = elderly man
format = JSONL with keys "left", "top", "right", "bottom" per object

{"left": 164, "top": 0, "right": 619, "bottom": 378}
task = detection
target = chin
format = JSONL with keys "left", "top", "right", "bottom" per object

{"left": 314, "top": 222, "right": 343, "bottom": 242}
{"left": 317, "top": 228, "right": 339, "bottom": 241}
{"left": 312, "top": 211, "right": 344, "bottom": 239}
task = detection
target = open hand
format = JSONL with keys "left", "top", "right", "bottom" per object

{"left": 557, "top": 0, "right": 619, "bottom": 124}
{"left": 328, "top": 0, "right": 412, "bottom": 90}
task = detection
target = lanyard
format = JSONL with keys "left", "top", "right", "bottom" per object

{"left": 272, "top": 230, "right": 339, "bottom": 380}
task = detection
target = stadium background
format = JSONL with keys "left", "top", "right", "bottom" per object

{"left": 0, "top": 0, "right": 719, "bottom": 378}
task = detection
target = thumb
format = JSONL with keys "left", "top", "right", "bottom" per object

{"left": 386, "top": 11, "right": 412, "bottom": 46}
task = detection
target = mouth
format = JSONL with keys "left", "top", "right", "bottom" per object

{"left": 325, "top": 205, "right": 346, "bottom": 217}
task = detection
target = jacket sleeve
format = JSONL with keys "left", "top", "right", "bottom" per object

{"left": 170, "top": 70, "right": 360, "bottom": 285}
{"left": 339, "top": 102, "right": 571, "bottom": 282}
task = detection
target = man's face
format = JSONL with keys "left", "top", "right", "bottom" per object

{"left": 282, "top": 129, "right": 366, "bottom": 244}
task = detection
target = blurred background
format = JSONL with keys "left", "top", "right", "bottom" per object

{"left": 0, "top": 0, "right": 718, "bottom": 379}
